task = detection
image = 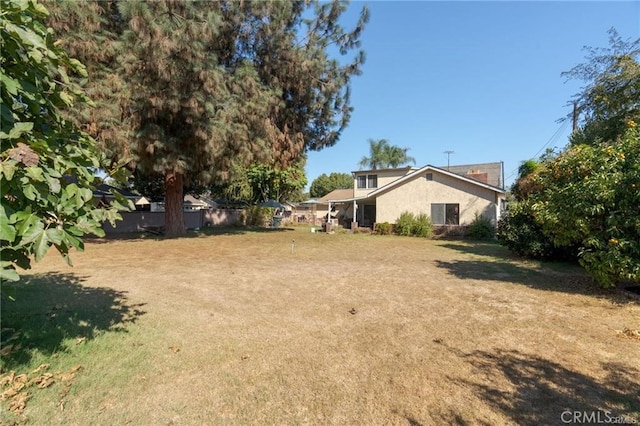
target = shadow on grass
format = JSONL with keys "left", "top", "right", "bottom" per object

{"left": 1, "top": 273, "right": 146, "bottom": 371}
{"left": 455, "top": 348, "right": 640, "bottom": 426}
{"left": 88, "top": 225, "right": 296, "bottom": 244}
{"left": 434, "top": 243, "right": 637, "bottom": 305}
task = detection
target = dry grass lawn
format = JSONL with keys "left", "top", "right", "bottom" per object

{"left": 2, "top": 227, "right": 639, "bottom": 425}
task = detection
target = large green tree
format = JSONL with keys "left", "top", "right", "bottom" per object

{"left": 309, "top": 172, "right": 353, "bottom": 198}
{"left": 359, "top": 138, "right": 416, "bottom": 170}
{"left": 48, "top": 0, "right": 369, "bottom": 237}
{"left": 563, "top": 28, "right": 640, "bottom": 146}
{"left": 530, "top": 125, "right": 639, "bottom": 286}
{"left": 500, "top": 29, "right": 640, "bottom": 287}
{"left": 0, "top": 0, "right": 125, "bottom": 281}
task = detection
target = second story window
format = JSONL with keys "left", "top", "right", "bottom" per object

{"left": 357, "top": 174, "right": 378, "bottom": 189}
{"left": 357, "top": 175, "right": 367, "bottom": 189}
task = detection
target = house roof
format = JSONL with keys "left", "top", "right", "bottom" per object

{"left": 351, "top": 166, "right": 417, "bottom": 174}
{"left": 366, "top": 165, "right": 506, "bottom": 198}
{"left": 326, "top": 164, "right": 506, "bottom": 204}
{"left": 184, "top": 194, "right": 214, "bottom": 207}
{"left": 320, "top": 188, "right": 354, "bottom": 203}
{"left": 93, "top": 184, "right": 140, "bottom": 199}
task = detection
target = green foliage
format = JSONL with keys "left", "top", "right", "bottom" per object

{"left": 496, "top": 202, "right": 559, "bottom": 258}
{"left": 374, "top": 222, "right": 392, "bottom": 235}
{"left": 395, "top": 211, "right": 415, "bottom": 237}
{"left": 466, "top": 213, "right": 495, "bottom": 240}
{"left": 393, "top": 211, "right": 432, "bottom": 238}
{"left": 412, "top": 213, "right": 433, "bottom": 238}
{"left": 309, "top": 172, "right": 353, "bottom": 198}
{"left": 243, "top": 206, "right": 272, "bottom": 227}
{"left": 0, "top": 0, "right": 128, "bottom": 281}
{"left": 563, "top": 28, "right": 640, "bottom": 147}
{"left": 246, "top": 163, "right": 307, "bottom": 204}
{"left": 359, "top": 139, "right": 416, "bottom": 170}
{"left": 49, "top": 0, "right": 369, "bottom": 238}
{"left": 530, "top": 125, "right": 640, "bottom": 287}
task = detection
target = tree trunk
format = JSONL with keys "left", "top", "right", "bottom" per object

{"left": 164, "top": 171, "right": 186, "bottom": 238}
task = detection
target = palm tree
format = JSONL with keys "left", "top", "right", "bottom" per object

{"left": 359, "top": 138, "right": 416, "bottom": 169}
{"left": 359, "top": 138, "right": 390, "bottom": 170}
{"left": 386, "top": 145, "right": 416, "bottom": 168}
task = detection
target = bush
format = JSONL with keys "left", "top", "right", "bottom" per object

{"left": 395, "top": 212, "right": 415, "bottom": 236}
{"left": 374, "top": 222, "right": 393, "bottom": 235}
{"left": 466, "top": 213, "right": 495, "bottom": 240}
{"left": 244, "top": 206, "right": 272, "bottom": 227}
{"left": 496, "top": 202, "right": 576, "bottom": 260}
{"left": 393, "top": 211, "right": 433, "bottom": 238}
{"left": 412, "top": 213, "right": 433, "bottom": 238}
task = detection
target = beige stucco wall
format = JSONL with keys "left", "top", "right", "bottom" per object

{"left": 353, "top": 168, "right": 416, "bottom": 197}
{"left": 375, "top": 171, "right": 502, "bottom": 225}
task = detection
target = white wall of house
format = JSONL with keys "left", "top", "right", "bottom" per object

{"left": 375, "top": 170, "right": 503, "bottom": 225}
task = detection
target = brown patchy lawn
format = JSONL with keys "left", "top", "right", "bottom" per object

{"left": 2, "top": 227, "right": 639, "bottom": 425}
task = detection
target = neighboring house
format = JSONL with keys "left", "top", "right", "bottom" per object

{"left": 151, "top": 194, "right": 217, "bottom": 212}
{"left": 93, "top": 184, "right": 143, "bottom": 208}
{"left": 323, "top": 163, "right": 506, "bottom": 228}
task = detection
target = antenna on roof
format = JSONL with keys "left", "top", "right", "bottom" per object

{"left": 443, "top": 150, "right": 455, "bottom": 171}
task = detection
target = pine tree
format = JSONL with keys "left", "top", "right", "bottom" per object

{"left": 48, "top": 0, "right": 369, "bottom": 237}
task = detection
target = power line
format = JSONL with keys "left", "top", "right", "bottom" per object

{"left": 504, "top": 119, "right": 571, "bottom": 183}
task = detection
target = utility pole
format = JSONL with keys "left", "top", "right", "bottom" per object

{"left": 572, "top": 101, "right": 579, "bottom": 132}
{"left": 443, "top": 150, "right": 454, "bottom": 170}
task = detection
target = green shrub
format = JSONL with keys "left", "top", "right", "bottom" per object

{"left": 395, "top": 211, "right": 415, "bottom": 236}
{"left": 496, "top": 202, "right": 576, "bottom": 260}
{"left": 394, "top": 211, "right": 433, "bottom": 238}
{"left": 412, "top": 213, "right": 433, "bottom": 238}
{"left": 374, "top": 222, "right": 393, "bottom": 235}
{"left": 244, "top": 206, "right": 272, "bottom": 227}
{"left": 466, "top": 213, "right": 495, "bottom": 240}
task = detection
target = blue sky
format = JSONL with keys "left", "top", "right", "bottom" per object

{"left": 305, "top": 1, "right": 640, "bottom": 189}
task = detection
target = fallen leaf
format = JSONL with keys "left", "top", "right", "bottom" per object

{"left": 616, "top": 328, "right": 640, "bottom": 340}
{"left": 9, "top": 392, "right": 30, "bottom": 414}
{"left": 30, "top": 364, "right": 50, "bottom": 374}
{"left": 37, "top": 377, "right": 55, "bottom": 389}
{"left": 14, "top": 374, "right": 27, "bottom": 384}
{"left": 1, "top": 387, "right": 18, "bottom": 400}
{"left": 0, "top": 371, "right": 15, "bottom": 386}
{"left": 8, "top": 143, "right": 39, "bottom": 167}
{"left": 168, "top": 346, "right": 180, "bottom": 353}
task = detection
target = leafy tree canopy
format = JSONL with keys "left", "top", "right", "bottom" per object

{"left": 309, "top": 172, "right": 353, "bottom": 198}
{"left": 0, "top": 0, "right": 127, "bottom": 282}
{"left": 530, "top": 124, "right": 639, "bottom": 287}
{"left": 563, "top": 28, "right": 640, "bottom": 146}
{"left": 47, "top": 0, "right": 369, "bottom": 237}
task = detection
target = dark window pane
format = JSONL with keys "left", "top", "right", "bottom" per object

{"left": 357, "top": 176, "right": 367, "bottom": 189}
{"left": 445, "top": 204, "right": 459, "bottom": 225}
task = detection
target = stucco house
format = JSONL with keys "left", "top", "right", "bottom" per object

{"left": 323, "top": 162, "right": 506, "bottom": 229}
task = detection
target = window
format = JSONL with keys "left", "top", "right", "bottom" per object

{"left": 356, "top": 174, "right": 377, "bottom": 189}
{"left": 357, "top": 175, "right": 367, "bottom": 189}
{"left": 425, "top": 173, "right": 433, "bottom": 181}
{"left": 431, "top": 203, "right": 460, "bottom": 225}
